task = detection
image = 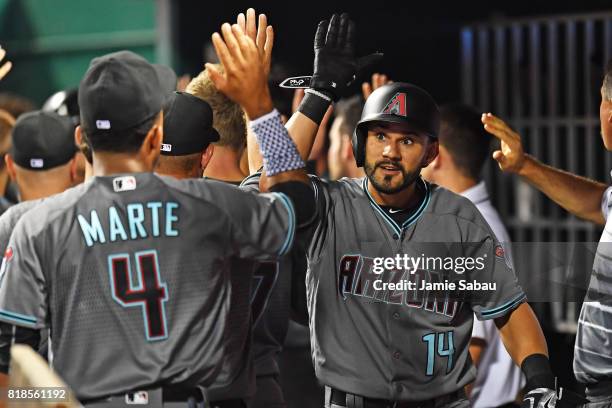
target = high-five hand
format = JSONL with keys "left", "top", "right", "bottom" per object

{"left": 236, "top": 8, "right": 274, "bottom": 77}
{"left": 482, "top": 112, "right": 526, "bottom": 173}
{"left": 206, "top": 23, "right": 273, "bottom": 120}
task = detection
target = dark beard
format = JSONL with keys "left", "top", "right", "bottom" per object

{"left": 364, "top": 161, "right": 421, "bottom": 194}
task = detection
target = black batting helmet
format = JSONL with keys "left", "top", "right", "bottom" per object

{"left": 352, "top": 82, "right": 440, "bottom": 167}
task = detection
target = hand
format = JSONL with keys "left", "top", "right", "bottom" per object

{"left": 311, "top": 13, "right": 383, "bottom": 101}
{"left": 206, "top": 23, "right": 273, "bottom": 119}
{"left": 521, "top": 388, "right": 557, "bottom": 408}
{"left": 0, "top": 46, "right": 12, "bottom": 81}
{"left": 482, "top": 113, "right": 527, "bottom": 174}
{"left": 236, "top": 8, "right": 274, "bottom": 77}
{"left": 362, "top": 73, "right": 392, "bottom": 99}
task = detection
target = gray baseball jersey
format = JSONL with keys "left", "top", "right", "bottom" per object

{"left": 241, "top": 174, "right": 293, "bottom": 378}
{"left": 303, "top": 176, "right": 525, "bottom": 401}
{"left": 0, "top": 198, "right": 44, "bottom": 258}
{"left": 0, "top": 172, "right": 296, "bottom": 400}
{"left": 574, "top": 185, "right": 612, "bottom": 384}
{"left": 204, "top": 175, "right": 293, "bottom": 401}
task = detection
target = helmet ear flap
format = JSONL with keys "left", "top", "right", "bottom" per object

{"left": 352, "top": 124, "right": 366, "bottom": 167}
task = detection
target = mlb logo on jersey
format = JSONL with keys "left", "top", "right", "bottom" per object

{"left": 113, "top": 176, "right": 137, "bottom": 192}
{"left": 382, "top": 92, "right": 407, "bottom": 117}
{"left": 125, "top": 391, "right": 148, "bottom": 405}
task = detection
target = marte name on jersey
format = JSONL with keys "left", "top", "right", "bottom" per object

{"left": 77, "top": 201, "right": 180, "bottom": 247}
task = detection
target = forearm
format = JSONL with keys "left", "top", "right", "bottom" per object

{"left": 520, "top": 154, "right": 607, "bottom": 224}
{"left": 496, "top": 303, "right": 555, "bottom": 391}
{"left": 496, "top": 303, "right": 547, "bottom": 365}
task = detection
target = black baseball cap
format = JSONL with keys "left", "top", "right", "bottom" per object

{"left": 78, "top": 50, "right": 176, "bottom": 135}
{"left": 161, "top": 92, "right": 220, "bottom": 156}
{"left": 10, "top": 110, "right": 78, "bottom": 170}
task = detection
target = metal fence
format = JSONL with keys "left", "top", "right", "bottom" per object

{"left": 461, "top": 12, "right": 612, "bottom": 332}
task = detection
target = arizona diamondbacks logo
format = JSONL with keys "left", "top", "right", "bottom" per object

{"left": 382, "top": 92, "right": 407, "bottom": 116}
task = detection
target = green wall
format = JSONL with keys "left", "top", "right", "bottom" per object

{"left": 0, "top": 0, "right": 158, "bottom": 106}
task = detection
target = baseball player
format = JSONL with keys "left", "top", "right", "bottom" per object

{"left": 482, "top": 60, "right": 612, "bottom": 407}
{"left": 421, "top": 103, "right": 525, "bottom": 408}
{"left": 175, "top": 16, "right": 296, "bottom": 404}
{"left": 251, "top": 13, "right": 562, "bottom": 408}
{"left": 156, "top": 88, "right": 260, "bottom": 407}
{"left": 0, "top": 37, "right": 314, "bottom": 408}
{"left": 0, "top": 110, "right": 81, "bottom": 274}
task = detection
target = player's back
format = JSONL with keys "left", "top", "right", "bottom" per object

{"left": 3, "top": 172, "right": 293, "bottom": 400}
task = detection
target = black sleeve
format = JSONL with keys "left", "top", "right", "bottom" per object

{"left": 289, "top": 246, "right": 309, "bottom": 325}
{"left": 270, "top": 181, "right": 316, "bottom": 229}
{"left": 0, "top": 323, "right": 41, "bottom": 373}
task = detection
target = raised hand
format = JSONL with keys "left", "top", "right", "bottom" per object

{"left": 311, "top": 13, "right": 383, "bottom": 101}
{"left": 206, "top": 23, "right": 273, "bottom": 120}
{"left": 362, "top": 73, "right": 392, "bottom": 100}
{"left": 482, "top": 113, "right": 527, "bottom": 173}
{"left": 236, "top": 8, "right": 274, "bottom": 76}
{"left": 0, "top": 46, "right": 12, "bottom": 81}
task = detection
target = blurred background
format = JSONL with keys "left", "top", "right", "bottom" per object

{"left": 2, "top": 0, "right": 612, "bottom": 404}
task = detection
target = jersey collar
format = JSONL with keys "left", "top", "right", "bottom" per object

{"left": 362, "top": 176, "right": 431, "bottom": 235}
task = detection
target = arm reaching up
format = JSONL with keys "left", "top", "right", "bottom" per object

{"left": 482, "top": 113, "right": 607, "bottom": 225}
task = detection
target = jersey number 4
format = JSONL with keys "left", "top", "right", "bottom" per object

{"left": 422, "top": 331, "right": 455, "bottom": 376}
{"left": 108, "top": 250, "right": 169, "bottom": 341}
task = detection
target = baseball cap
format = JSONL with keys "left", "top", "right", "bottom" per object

{"left": 161, "top": 92, "right": 220, "bottom": 156}
{"left": 10, "top": 110, "right": 78, "bottom": 170}
{"left": 78, "top": 50, "right": 176, "bottom": 135}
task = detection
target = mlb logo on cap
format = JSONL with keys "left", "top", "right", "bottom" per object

{"left": 96, "top": 120, "right": 111, "bottom": 130}
{"left": 161, "top": 143, "right": 172, "bottom": 152}
{"left": 30, "top": 158, "right": 44, "bottom": 168}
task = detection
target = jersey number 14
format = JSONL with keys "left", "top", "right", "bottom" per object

{"left": 422, "top": 331, "right": 455, "bottom": 376}
{"left": 108, "top": 250, "right": 169, "bottom": 341}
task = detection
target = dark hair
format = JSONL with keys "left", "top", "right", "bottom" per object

{"left": 335, "top": 95, "right": 364, "bottom": 136}
{"left": 438, "top": 103, "right": 490, "bottom": 180}
{"left": 156, "top": 152, "right": 204, "bottom": 176}
{"left": 604, "top": 59, "right": 612, "bottom": 101}
{"left": 82, "top": 113, "right": 158, "bottom": 154}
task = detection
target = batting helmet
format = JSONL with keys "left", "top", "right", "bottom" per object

{"left": 352, "top": 82, "right": 440, "bottom": 167}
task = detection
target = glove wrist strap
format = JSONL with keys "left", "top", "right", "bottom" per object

{"left": 298, "top": 90, "right": 332, "bottom": 125}
{"left": 521, "top": 353, "right": 555, "bottom": 391}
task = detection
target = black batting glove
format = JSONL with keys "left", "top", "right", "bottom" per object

{"left": 310, "top": 13, "right": 383, "bottom": 101}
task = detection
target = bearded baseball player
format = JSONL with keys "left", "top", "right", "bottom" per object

{"left": 0, "top": 32, "right": 314, "bottom": 408}
{"left": 249, "top": 13, "right": 569, "bottom": 408}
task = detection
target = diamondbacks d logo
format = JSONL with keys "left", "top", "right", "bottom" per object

{"left": 382, "top": 92, "right": 407, "bottom": 116}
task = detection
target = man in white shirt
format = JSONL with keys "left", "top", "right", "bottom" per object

{"left": 422, "top": 103, "right": 524, "bottom": 408}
